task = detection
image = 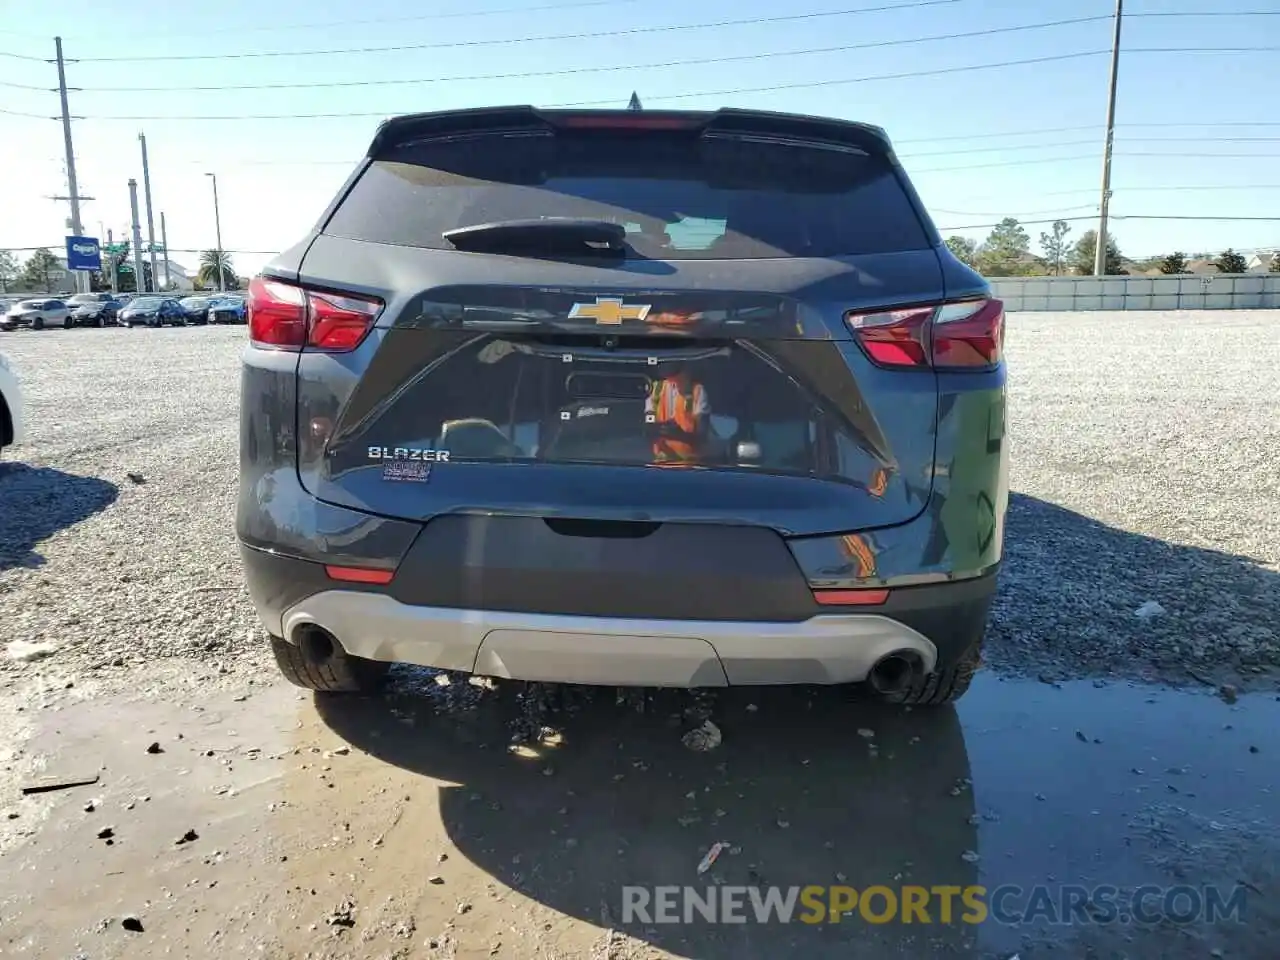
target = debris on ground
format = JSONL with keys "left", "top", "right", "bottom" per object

{"left": 326, "top": 896, "right": 356, "bottom": 928}
{"left": 1134, "top": 600, "right": 1166, "bottom": 620}
{"left": 697, "top": 841, "right": 730, "bottom": 875}
{"left": 96, "top": 827, "right": 115, "bottom": 840}
{"left": 120, "top": 915, "right": 144, "bottom": 933}
{"left": 1075, "top": 730, "right": 1089, "bottom": 743}
{"left": 126, "top": 472, "right": 146, "bottom": 484}
{"left": 175, "top": 829, "right": 199, "bottom": 845}
{"left": 145, "top": 742, "right": 163, "bottom": 755}
{"left": 1218, "top": 684, "right": 1239, "bottom": 705}
{"left": 20, "top": 772, "right": 100, "bottom": 795}
{"left": 961, "top": 850, "right": 981, "bottom": 863}
{"left": 6, "top": 640, "right": 59, "bottom": 662}
{"left": 856, "top": 728, "right": 876, "bottom": 739}
{"left": 681, "top": 720, "right": 722, "bottom": 752}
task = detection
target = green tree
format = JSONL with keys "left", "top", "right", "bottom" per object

{"left": 1215, "top": 248, "right": 1248, "bottom": 274}
{"left": 1071, "top": 229, "right": 1124, "bottom": 275}
{"left": 17, "top": 248, "right": 61, "bottom": 292}
{"left": 944, "top": 235, "right": 977, "bottom": 267}
{"left": 0, "top": 250, "right": 18, "bottom": 293}
{"left": 976, "top": 218, "right": 1032, "bottom": 276}
{"left": 1159, "top": 252, "right": 1189, "bottom": 274}
{"left": 198, "top": 250, "right": 237, "bottom": 290}
{"left": 1271, "top": 251, "right": 1280, "bottom": 273}
{"left": 1038, "top": 220, "right": 1072, "bottom": 276}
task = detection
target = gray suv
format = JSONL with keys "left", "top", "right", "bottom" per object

{"left": 237, "top": 106, "right": 1008, "bottom": 706}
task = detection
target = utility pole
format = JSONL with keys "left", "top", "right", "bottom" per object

{"left": 160, "top": 212, "right": 171, "bottom": 289}
{"left": 107, "top": 228, "right": 117, "bottom": 295}
{"left": 139, "top": 133, "right": 159, "bottom": 292}
{"left": 54, "top": 36, "right": 86, "bottom": 294}
{"left": 1094, "top": 0, "right": 1123, "bottom": 277}
{"left": 128, "top": 179, "right": 146, "bottom": 295}
{"left": 206, "top": 172, "right": 224, "bottom": 293}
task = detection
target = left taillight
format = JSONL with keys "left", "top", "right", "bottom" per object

{"left": 248, "top": 276, "right": 383, "bottom": 353}
{"left": 846, "top": 298, "right": 1004, "bottom": 371}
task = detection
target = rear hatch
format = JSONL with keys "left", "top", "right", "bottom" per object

{"left": 273, "top": 108, "right": 952, "bottom": 539}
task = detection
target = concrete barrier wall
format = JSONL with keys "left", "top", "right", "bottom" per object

{"left": 986, "top": 273, "right": 1280, "bottom": 311}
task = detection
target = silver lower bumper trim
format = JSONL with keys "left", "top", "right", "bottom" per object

{"left": 280, "top": 591, "right": 938, "bottom": 687}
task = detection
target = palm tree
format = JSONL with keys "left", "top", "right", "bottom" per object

{"left": 198, "top": 249, "right": 236, "bottom": 290}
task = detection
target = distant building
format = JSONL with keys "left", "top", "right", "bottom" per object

{"left": 1246, "top": 251, "right": 1278, "bottom": 273}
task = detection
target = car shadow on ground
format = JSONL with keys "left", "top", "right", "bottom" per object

{"left": 0, "top": 464, "right": 119, "bottom": 570}
{"left": 317, "top": 684, "right": 981, "bottom": 957}
{"left": 989, "top": 493, "right": 1280, "bottom": 685}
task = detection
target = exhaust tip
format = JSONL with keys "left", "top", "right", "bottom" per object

{"left": 294, "top": 624, "right": 338, "bottom": 665}
{"left": 867, "top": 652, "right": 922, "bottom": 696}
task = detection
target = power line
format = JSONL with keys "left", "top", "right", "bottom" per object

{"left": 935, "top": 214, "right": 1280, "bottom": 231}
{"left": 0, "top": 1, "right": 643, "bottom": 42}
{"left": 63, "top": 0, "right": 965, "bottom": 63}
{"left": 42, "top": 16, "right": 1114, "bottom": 93}
{"left": 167, "top": 0, "right": 644, "bottom": 36}
{"left": 39, "top": 50, "right": 1115, "bottom": 120}
{"left": 932, "top": 204, "right": 1100, "bottom": 217}
{"left": 6, "top": 6, "right": 1275, "bottom": 64}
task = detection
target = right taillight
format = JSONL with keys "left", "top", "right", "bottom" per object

{"left": 248, "top": 276, "right": 383, "bottom": 353}
{"left": 846, "top": 298, "right": 1004, "bottom": 371}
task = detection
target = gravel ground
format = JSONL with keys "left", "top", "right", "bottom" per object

{"left": 0, "top": 312, "right": 1278, "bottom": 702}
{"left": 0, "top": 325, "right": 262, "bottom": 700}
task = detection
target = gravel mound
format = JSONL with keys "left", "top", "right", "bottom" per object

{"left": 0, "top": 313, "right": 1278, "bottom": 695}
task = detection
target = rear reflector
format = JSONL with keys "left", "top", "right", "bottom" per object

{"left": 248, "top": 276, "right": 384, "bottom": 353}
{"left": 846, "top": 298, "right": 1004, "bottom": 371}
{"left": 324, "top": 565, "right": 396, "bottom": 585}
{"left": 812, "top": 588, "right": 890, "bottom": 606}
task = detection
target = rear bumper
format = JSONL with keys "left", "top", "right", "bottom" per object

{"left": 242, "top": 544, "right": 996, "bottom": 687}
{"left": 286, "top": 591, "right": 939, "bottom": 686}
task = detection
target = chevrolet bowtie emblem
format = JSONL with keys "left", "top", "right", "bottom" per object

{"left": 568, "top": 297, "right": 652, "bottom": 326}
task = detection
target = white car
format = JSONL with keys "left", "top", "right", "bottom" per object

{"left": 0, "top": 351, "right": 23, "bottom": 456}
{"left": 1, "top": 298, "right": 71, "bottom": 331}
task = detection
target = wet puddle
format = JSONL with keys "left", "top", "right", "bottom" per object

{"left": 0, "top": 673, "right": 1274, "bottom": 958}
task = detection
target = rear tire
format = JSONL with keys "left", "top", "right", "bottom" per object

{"left": 879, "top": 637, "right": 982, "bottom": 707}
{"left": 270, "top": 634, "right": 389, "bottom": 693}
{"left": 33, "top": 317, "right": 44, "bottom": 331}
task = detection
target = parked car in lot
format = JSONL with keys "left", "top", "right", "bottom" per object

{"left": 0, "top": 349, "right": 22, "bottom": 457}
{"left": 119, "top": 296, "right": 187, "bottom": 327}
{"left": 208, "top": 294, "right": 247, "bottom": 324}
{"left": 67, "top": 292, "right": 123, "bottom": 327}
{"left": 238, "top": 106, "right": 1008, "bottom": 706}
{"left": 177, "top": 296, "right": 213, "bottom": 325}
{"left": 1, "top": 298, "right": 71, "bottom": 331}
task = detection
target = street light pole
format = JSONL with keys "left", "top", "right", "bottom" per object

{"left": 139, "top": 132, "right": 159, "bottom": 292}
{"left": 1093, "top": 0, "right": 1124, "bottom": 277}
{"left": 205, "top": 172, "right": 224, "bottom": 293}
{"left": 54, "top": 36, "right": 86, "bottom": 295}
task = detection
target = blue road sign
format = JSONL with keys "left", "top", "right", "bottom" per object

{"left": 65, "top": 235, "right": 102, "bottom": 271}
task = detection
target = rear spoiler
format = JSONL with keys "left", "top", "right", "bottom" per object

{"left": 367, "top": 105, "right": 895, "bottom": 158}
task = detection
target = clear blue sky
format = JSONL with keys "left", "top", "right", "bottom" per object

{"left": 2, "top": 0, "right": 1277, "bottom": 276}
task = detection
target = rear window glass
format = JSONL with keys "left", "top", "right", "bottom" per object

{"left": 323, "top": 130, "right": 930, "bottom": 259}
{"left": 348, "top": 334, "right": 882, "bottom": 485}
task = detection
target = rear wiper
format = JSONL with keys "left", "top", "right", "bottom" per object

{"left": 442, "top": 218, "right": 626, "bottom": 256}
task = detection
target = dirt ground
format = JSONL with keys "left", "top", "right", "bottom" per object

{"left": 1, "top": 315, "right": 1278, "bottom": 957}
{"left": 0, "top": 671, "right": 1275, "bottom": 960}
